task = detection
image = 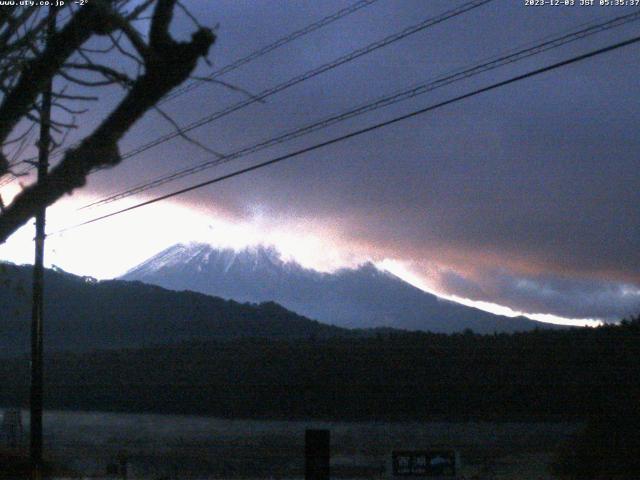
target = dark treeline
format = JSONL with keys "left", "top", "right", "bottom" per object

{"left": 1, "top": 318, "right": 638, "bottom": 421}
{"left": 0, "top": 263, "right": 352, "bottom": 356}
{"left": 0, "top": 262, "right": 558, "bottom": 358}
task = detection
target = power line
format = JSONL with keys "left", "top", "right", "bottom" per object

{"left": 6, "top": 0, "right": 492, "bottom": 188}
{"left": 160, "top": 0, "right": 381, "bottom": 105}
{"left": 0, "top": 0, "right": 381, "bottom": 186}
{"left": 117, "top": 0, "right": 494, "bottom": 161}
{"left": 55, "top": 34, "right": 640, "bottom": 235}
{"left": 80, "top": 11, "right": 640, "bottom": 210}
{"left": 85, "top": 11, "right": 640, "bottom": 208}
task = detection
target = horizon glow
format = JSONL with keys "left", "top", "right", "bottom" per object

{"left": 0, "top": 191, "right": 607, "bottom": 328}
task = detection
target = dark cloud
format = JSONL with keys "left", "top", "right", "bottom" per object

{"left": 76, "top": 0, "right": 640, "bottom": 319}
{"left": 437, "top": 268, "right": 640, "bottom": 321}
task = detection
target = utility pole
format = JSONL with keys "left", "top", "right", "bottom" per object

{"left": 31, "top": 7, "right": 55, "bottom": 479}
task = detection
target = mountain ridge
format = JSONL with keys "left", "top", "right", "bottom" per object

{"left": 121, "top": 242, "right": 560, "bottom": 334}
{"left": 0, "top": 261, "right": 353, "bottom": 356}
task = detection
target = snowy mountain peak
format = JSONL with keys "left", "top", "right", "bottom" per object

{"left": 121, "top": 242, "right": 555, "bottom": 334}
{"left": 124, "top": 242, "right": 291, "bottom": 279}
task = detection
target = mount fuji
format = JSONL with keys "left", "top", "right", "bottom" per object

{"left": 121, "top": 242, "right": 559, "bottom": 334}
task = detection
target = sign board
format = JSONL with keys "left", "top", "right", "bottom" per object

{"left": 391, "top": 450, "right": 457, "bottom": 477}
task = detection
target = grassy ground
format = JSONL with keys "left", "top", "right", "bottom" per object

{"left": 5, "top": 409, "right": 580, "bottom": 478}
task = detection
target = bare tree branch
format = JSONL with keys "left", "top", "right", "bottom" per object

{"left": 126, "top": 0, "right": 156, "bottom": 21}
{"left": 153, "top": 104, "right": 224, "bottom": 158}
{"left": 0, "top": 3, "right": 113, "bottom": 148}
{"left": 63, "top": 62, "right": 133, "bottom": 86}
{"left": 190, "top": 75, "right": 266, "bottom": 103}
{"left": 0, "top": 1, "right": 215, "bottom": 243}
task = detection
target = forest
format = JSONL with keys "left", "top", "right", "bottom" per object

{"left": 1, "top": 317, "right": 638, "bottom": 421}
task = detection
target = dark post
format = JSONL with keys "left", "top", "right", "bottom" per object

{"left": 30, "top": 8, "right": 55, "bottom": 479}
{"left": 305, "top": 429, "right": 330, "bottom": 480}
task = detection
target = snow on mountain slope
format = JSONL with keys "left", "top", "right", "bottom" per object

{"left": 121, "top": 243, "right": 560, "bottom": 333}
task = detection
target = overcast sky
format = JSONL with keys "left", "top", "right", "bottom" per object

{"left": 1, "top": 0, "right": 639, "bottom": 325}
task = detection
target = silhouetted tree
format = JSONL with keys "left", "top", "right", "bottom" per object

{"left": 0, "top": 0, "right": 215, "bottom": 243}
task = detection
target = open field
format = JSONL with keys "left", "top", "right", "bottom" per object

{"left": 3, "top": 409, "right": 580, "bottom": 479}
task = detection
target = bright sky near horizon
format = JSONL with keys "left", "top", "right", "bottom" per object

{"left": 1, "top": 0, "right": 638, "bottom": 327}
{"left": 0, "top": 189, "right": 606, "bottom": 327}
